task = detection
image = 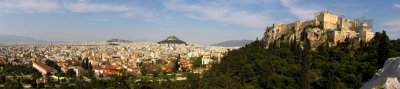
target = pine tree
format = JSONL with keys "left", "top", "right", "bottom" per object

{"left": 301, "top": 38, "right": 312, "bottom": 89}
{"left": 172, "top": 55, "right": 181, "bottom": 73}
{"left": 81, "top": 60, "right": 85, "bottom": 69}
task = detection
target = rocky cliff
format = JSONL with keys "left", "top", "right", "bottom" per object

{"left": 361, "top": 57, "right": 400, "bottom": 89}
{"left": 262, "top": 24, "right": 328, "bottom": 48}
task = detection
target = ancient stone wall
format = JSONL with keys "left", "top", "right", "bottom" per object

{"left": 316, "top": 11, "right": 338, "bottom": 30}
{"left": 359, "top": 27, "right": 374, "bottom": 42}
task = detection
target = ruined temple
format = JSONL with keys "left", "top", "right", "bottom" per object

{"left": 262, "top": 11, "right": 375, "bottom": 48}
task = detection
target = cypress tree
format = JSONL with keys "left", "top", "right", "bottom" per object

{"left": 378, "top": 30, "right": 390, "bottom": 68}
{"left": 301, "top": 38, "right": 312, "bottom": 89}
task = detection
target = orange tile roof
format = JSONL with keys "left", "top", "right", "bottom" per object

{"left": 34, "top": 61, "right": 56, "bottom": 71}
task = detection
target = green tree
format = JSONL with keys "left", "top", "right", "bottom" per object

{"left": 301, "top": 39, "right": 312, "bottom": 89}
{"left": 4, "top": 80, "right": 23, "bottom": 89}
{"left": 66, "top": 69, "right": 76, "bottom": 78}
{"left": 31, "top": 80, "right": 37, "bottom": 88}
{"left": 172, "top": 55, "right": 181, "bottom": 73}
{"left": 377, "top": 30, "right": 390, "bottom": 68}
{"left": 45, "top": 59, "right": 61, "bottom": 72}
{"left": 191, "top": 57, "right": 202, "bottom": 69}
{"left": 0, "top": 75, "right": 5, "bottom": 84}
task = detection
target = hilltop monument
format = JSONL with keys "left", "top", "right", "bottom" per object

{"left": 262, "top": 11, "right": 375, "bottom": 48}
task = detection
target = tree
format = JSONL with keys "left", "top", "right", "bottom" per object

{"left": 45, "top": 59, "right": 61, "bottom": 72}
{"left": 172, "top": 55, "right": 181, "bottom": 73}
{"left": 66, "top": 69, "right": 76, "bottom": 78}
{"left": 0, "top": 75, "right": 5, "bottom": 84}
{"left": 32, "top": 72, "right": 42, "bottom": 80}
{"left": 38, "top": 83, "right": 45, "bottom": 88}
{"left": 377, "top": 30, "right": 390, "bottom": 68}
{"left": 4, "top": 80, "right": 23, "bottom": 89}
{"left": 47, "top": 76, "right": 55, "bottom": 87}
{"left": 86, "top": 62, "right": 94, "bottom": 78}
{"left": 191, "top": 57, "right": 202, "bottom": 69}
{"left": 31, "top": 80, "right": 37, "bottom": 88}
{"left": 301, "top": 39, "right": 312, "bottom": 89}
{"left": 82, "top": 58, "right": 90, "bottom": 70}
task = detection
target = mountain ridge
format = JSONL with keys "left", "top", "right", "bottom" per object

{"left": 0, "top": 34, "right": 57, "bottom": 43}
{"left": 211, "top": 40, "right": 253, "bottom": 47}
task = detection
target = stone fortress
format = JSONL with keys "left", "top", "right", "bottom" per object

{"left": 263, "top": 11, "right": 375, "bottom": 47}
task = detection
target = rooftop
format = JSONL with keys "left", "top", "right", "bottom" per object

{"left": 33, "top": 61, "right": 56, "bottom": 71}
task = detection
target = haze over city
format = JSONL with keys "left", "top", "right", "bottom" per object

{"left": 0, "top": 0, "right": 399, "bottom": 44}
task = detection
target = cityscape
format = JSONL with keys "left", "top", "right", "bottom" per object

{"left": 1, "top": 0, "right": 400, "bottom": 89}
{"left": 0, "top": 35, "right": 238, "bottom": 88}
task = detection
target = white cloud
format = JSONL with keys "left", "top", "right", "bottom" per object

{"left": 65, "top": 2, "right": 130, "bottom": 13}
{"left": 394, "top": 4, "right": 400, "bottom": 8}
{"left": 164, "top": 0, "right": 270, "bottom": 28}
{"left": 0, "top": 0, "right": 158, "bottom": 21}
{"left": 280, "top": 0, "right": 321, "bottom": 20}
{"left": 65, "top": 2, "right": 157, "bottom": 19}
{"left": 382, "top": 19, "right": 400, "bottom": 39}
{"left": 0, "top": 0, "right": 59, "bottom": 13}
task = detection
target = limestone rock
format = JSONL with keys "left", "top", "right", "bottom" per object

{"left": 361, "top": 57, "right": 400, "bottom": 89}
{"left": 262, "top": 25, "right": 327, "bottom": 48}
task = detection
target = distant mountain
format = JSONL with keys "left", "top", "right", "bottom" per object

{"left": 212, "top": 40, "right": 253, "bottom": 47}
{"left": 158, "top": 36, "right": 187, "bottom": 44}
{"left": 0, "top": 34, "right": 55, "bottom": 43}
{"left": 107, "top": 39, "right": 133, "bottom": 43}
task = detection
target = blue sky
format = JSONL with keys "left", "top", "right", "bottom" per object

{"left": 0, "top": 0, "right": 399, "bottom": 45}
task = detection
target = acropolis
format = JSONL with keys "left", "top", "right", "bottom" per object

{"left": 263, "top": 11, "right": 375, "bottom": 47}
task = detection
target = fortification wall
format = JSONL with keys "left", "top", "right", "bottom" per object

{"left": 359, "top": 27, "right": 374, "bottom": 42}
{"left": 316, "top": 11, "right": 339, "bottom": 30}
{"left": 327, "top": 30, "right": 359, "bottom": 44}
{"left": 339, "top": 18, "right": 357, "bottom": 31}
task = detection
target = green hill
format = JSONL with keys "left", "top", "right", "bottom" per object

{"left": 157, "top": 36, "right": 187, "bottom": 44}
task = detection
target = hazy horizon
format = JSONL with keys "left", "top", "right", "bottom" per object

{"left": 1, "top": 0, "right": 399, "bottom": 44}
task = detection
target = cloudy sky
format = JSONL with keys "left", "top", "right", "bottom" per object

{"left": 0, "top": 0, "right": 399, "bottom": 44}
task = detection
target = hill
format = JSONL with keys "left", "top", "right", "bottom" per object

{"left": 107, "top": 39, "right": 133, "bottom": 43}
{"left": 211, "top": 40, "right": 253, "bottom": 47}
{"left": 191, "top": 31, "right": 398, "bottom": 89}
{"left": 157, "top": 36, "right": 187, "bottom": 44}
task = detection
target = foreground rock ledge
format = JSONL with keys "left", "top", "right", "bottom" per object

{"left": 361, "top": 57, "right": 400, "bottom": 89}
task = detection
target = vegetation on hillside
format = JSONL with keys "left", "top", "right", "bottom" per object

{"left": 157, "top": 40, "right": 187, "bottom": 45}
{"left": 192, "top": 30, "right": 398, "bottom": 89}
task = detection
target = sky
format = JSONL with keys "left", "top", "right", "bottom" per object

{"left": 0, "top": 0, "right": 399, "bottom": 45}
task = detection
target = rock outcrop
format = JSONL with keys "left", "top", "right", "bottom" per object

{"left": 361, "top": 57, "right": 400, "bottom": 89}
{"left": 263, "top": 24, "right": 327, "bottom": 48}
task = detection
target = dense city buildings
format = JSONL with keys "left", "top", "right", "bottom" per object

{"left": 0, "top": 40, "right": 238, "bottom": 88}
